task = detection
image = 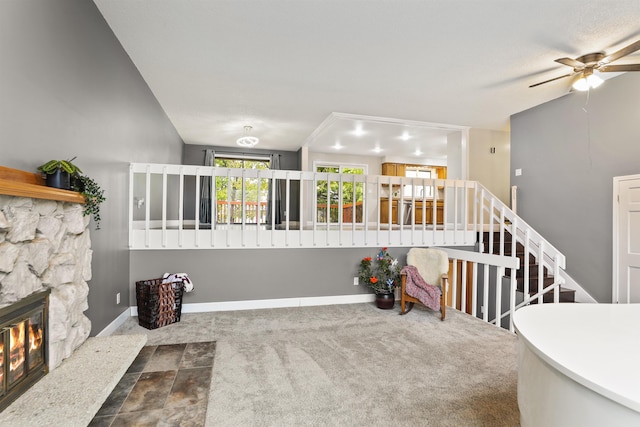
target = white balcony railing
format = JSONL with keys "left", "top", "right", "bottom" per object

{"left": 128, "top": 163, "right": 567, "bottom": 331}
{"left": 128, "top": 163, "right": 479, "bottom": 249}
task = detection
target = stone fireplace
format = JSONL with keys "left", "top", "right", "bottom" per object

{"left": 0, "top": 173, "right": 92, "bottom": 408}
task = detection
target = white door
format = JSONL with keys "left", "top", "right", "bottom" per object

{"left": 614, "top": 175, "right": 640, "bottom": 303}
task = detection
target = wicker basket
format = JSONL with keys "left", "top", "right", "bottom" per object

{"left": 135, "top": 278, "right": 184, "bottom": 329}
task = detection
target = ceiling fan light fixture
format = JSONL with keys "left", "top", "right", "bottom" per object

{"left": 236, "top": 125, "right": 259, "bottom": 147}
{"left": 572, "top": 73, "right": 604, "bottom": 91}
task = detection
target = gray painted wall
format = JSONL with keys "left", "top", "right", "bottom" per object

{"left": 0, "top": 0, "right": 183, "bottom": 333}
{"left": 130, "top": 247, "right": 409, "bottom": 304}
{"left": 511, "top": 72, "right": 640, "bottom": 303}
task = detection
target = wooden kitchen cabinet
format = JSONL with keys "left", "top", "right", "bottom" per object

{"left": 413, "top": 200, "right": 444, "bottom": 225}
{"left": 381, "top": 163, "right": 406, "bottom": 176}
{"left": 379, "top": 199, "right": 399, "bottom": 224}
{"left": 379, "top": 199, "right": 444, "bottom": 225}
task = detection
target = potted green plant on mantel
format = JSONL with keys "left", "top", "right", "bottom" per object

{"left": 359, "top": 247, "right": 402, "bottom": 309}
{"left": 37, "top": 157, "right": 106, "bottom": 229}
{"left": 37, "top": 157, "right": 81, "bottom": 190}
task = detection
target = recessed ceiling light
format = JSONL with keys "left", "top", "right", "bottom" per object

{"left": 333, "top": 142, "right": 343, "bottom": 150}
{"left": 400, "top": 131, "right": 411, "bottom": 141}
{"left": 351, "top": 126, "right": 366, "bottom": 137}
{"left": 372, "top": 146, "right": 382, "bottom": 153}
{"left": 414, "top": 149, "right": 422, "bottom": 156}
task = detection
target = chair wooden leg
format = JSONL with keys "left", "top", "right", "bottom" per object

{"left": 440, "top": 277, "right": 448, "bottom": 321}
{"left": 400, "top": 301, "right": 414, "bottom": 315}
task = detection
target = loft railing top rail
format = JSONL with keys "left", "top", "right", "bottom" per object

{"left": 130, "top": 162, "right": 479, "bottom": 188}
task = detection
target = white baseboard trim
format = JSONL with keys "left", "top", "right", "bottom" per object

{"left": 95, "top": 308, "right": 133, "bottom": 337}
{"left": 128, "top": 293, "right": 375, "bottom": 317}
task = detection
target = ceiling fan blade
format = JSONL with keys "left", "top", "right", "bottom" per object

{"left": 599, "top": 64, "right": 640, "bottom": 72}
{"left": 529, "top": 73, "right": 574, "bottom": 88}
{"left": 600, "top": 40, "right": 640, "bottom": 65}
{"left": 555, "top": 57, "right": 584, "bottom": 68}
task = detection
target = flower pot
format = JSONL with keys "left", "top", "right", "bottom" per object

{"left": 375, "top": 292, "right": 395, "bottom": 309}
{"left": 45, "top": 169, "right": 71, "bottom": 190}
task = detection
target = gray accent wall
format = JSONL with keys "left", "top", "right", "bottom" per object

{"left": 511, "top": 72, "right": 640, "bottom": 303}
{"left": 130, "top": 247, "right": 409, "bottom": 304}
{"left": 0, "top": 1, "right": 183, "bottom": 333}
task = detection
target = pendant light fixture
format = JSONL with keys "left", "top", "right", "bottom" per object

{"left": 236, "top": 125, "right": 259, "bottom": 147}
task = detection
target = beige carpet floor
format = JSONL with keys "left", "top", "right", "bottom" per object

{"left": 114, "top": 303, "right": 520, "bottom": 426}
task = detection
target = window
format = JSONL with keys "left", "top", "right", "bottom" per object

{"left": 214, "top": 156, "right": 270, "bottom": 224}
{"left": 314, "top": 162, "right": 367, "bottom": 223}
{"left": 403, "top": 167, "right": 434, "bottom": 198}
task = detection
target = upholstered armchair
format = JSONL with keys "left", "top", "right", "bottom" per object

{"left": 400, "top": 248, "right": 449, "bottom": 320}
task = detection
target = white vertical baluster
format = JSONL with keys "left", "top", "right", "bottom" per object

{"left": 453, "top": 181, "right": 458, "bottom": 244}
{"left": 376, "top": 177, "right": 381, "bottom": 246}
{"left": 162, "top": 166, "right": 167, "bottom": 248}
{"left": 524, "top": 229, "right": 530, "bottom": 302}
{"left": 451, "top": 259, "right": 458, "bottom": 310}
{"left": 495, "top": 266, "right": 504, "bottom": 328}
{"left": 128, "top": 164, "right": 134, "bottom": 248}
{"left": 351, "top": 173, "right": 356, "bottom": 246}
{"left": 432, "top": 180, "right": 437, "bottom": 245}
{"left": 461, "top": 260, "right": 467, "bottom": 313}
{"left": 509, "top": 268, "right": 517, "bottom": 332}
{"left": 145, "top": 165, "right": 151, "bottom": 248}
{"left": 488, "top": 195, "right": 494, "bottom": 255}
{"left": 195, "top": 168, "right": 201, "bottom": 248}
{"left": 326, "top": 174, "right": 330, "bottom": 246}
{"left": 241, "top": 169, "right": 246, "bottom": 247}
{"left": 178, "top": 167, "right": 184, "bottom": 248}
{"left": 270, "top": 171, "right": 276, "bottom": 247}
{"left": 300, "top": 173, "right": 305, "bottom": 246}
{"left": 483, "top": 263, "right": 490, "bottom": 322}
{"left": 537, "top": 241, "right": 544, "bottom": 304}
{"left": 554, "top": 254, "right": 561, "bottom": 303}
{"left": 285, "top": 172, "right": 291, "bottom": 246}
{"left": 479, "top": 188, "right": 485, "bottom": 252}
{"left": 313, "top": 174, "right": 317, "bottom": 246}
{"left": 362, "top": 177, "right": 368, "bottom": 246}
{"left": 226, "top": 168, "right": 231, "bottom": 248}
{"left": 499, "top": 207, "right": 504, "bottom": 256}
{"left": 338, "top": 173, "right": 342, "bottom": 246}
{"left": 473, "top": 183, "right": 479, "bottom": 245}
{"left": 471, "top": 262, "right": 478, "bottom": 317}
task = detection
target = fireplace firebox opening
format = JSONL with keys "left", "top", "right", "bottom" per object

{"left": 0, "top": 289, "right": 50, "bottom": 412}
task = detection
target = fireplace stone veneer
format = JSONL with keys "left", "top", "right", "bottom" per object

{"left": 0, "top": 195, "right": 91, "bottom": 372}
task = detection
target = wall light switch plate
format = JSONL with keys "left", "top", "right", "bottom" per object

{"left": 515, "top": 168, "right": 522, "bottom": 176}
{"left": 353, "top": 277, "right": 359, "bottom": 286}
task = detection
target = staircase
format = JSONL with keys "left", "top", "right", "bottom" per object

{"left": 482, "top": 232, "right": 575, "bottom": 303}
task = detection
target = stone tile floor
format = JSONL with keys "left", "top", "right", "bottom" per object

{"left": 89, "top": 341, "right": 216, "bottom": 427}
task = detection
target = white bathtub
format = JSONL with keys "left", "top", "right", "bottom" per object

{"left": 513, "top": 304, "right": 640, "bottom": 427}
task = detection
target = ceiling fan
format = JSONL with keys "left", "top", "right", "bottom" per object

{"left": 530, "top": 40, "right": 640, "bottom": 90}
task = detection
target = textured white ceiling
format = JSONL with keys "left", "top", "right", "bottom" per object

{"left": 94, "top": 0, "right": 640, "bottom": 159}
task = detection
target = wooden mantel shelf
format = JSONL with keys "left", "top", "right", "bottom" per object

{"left": 0, "top": 166, "right": 85, "bottom": 204}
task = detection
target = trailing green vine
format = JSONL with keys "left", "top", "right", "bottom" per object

{"left": 72, "top": 174, "right": 106, "bottom": 230}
